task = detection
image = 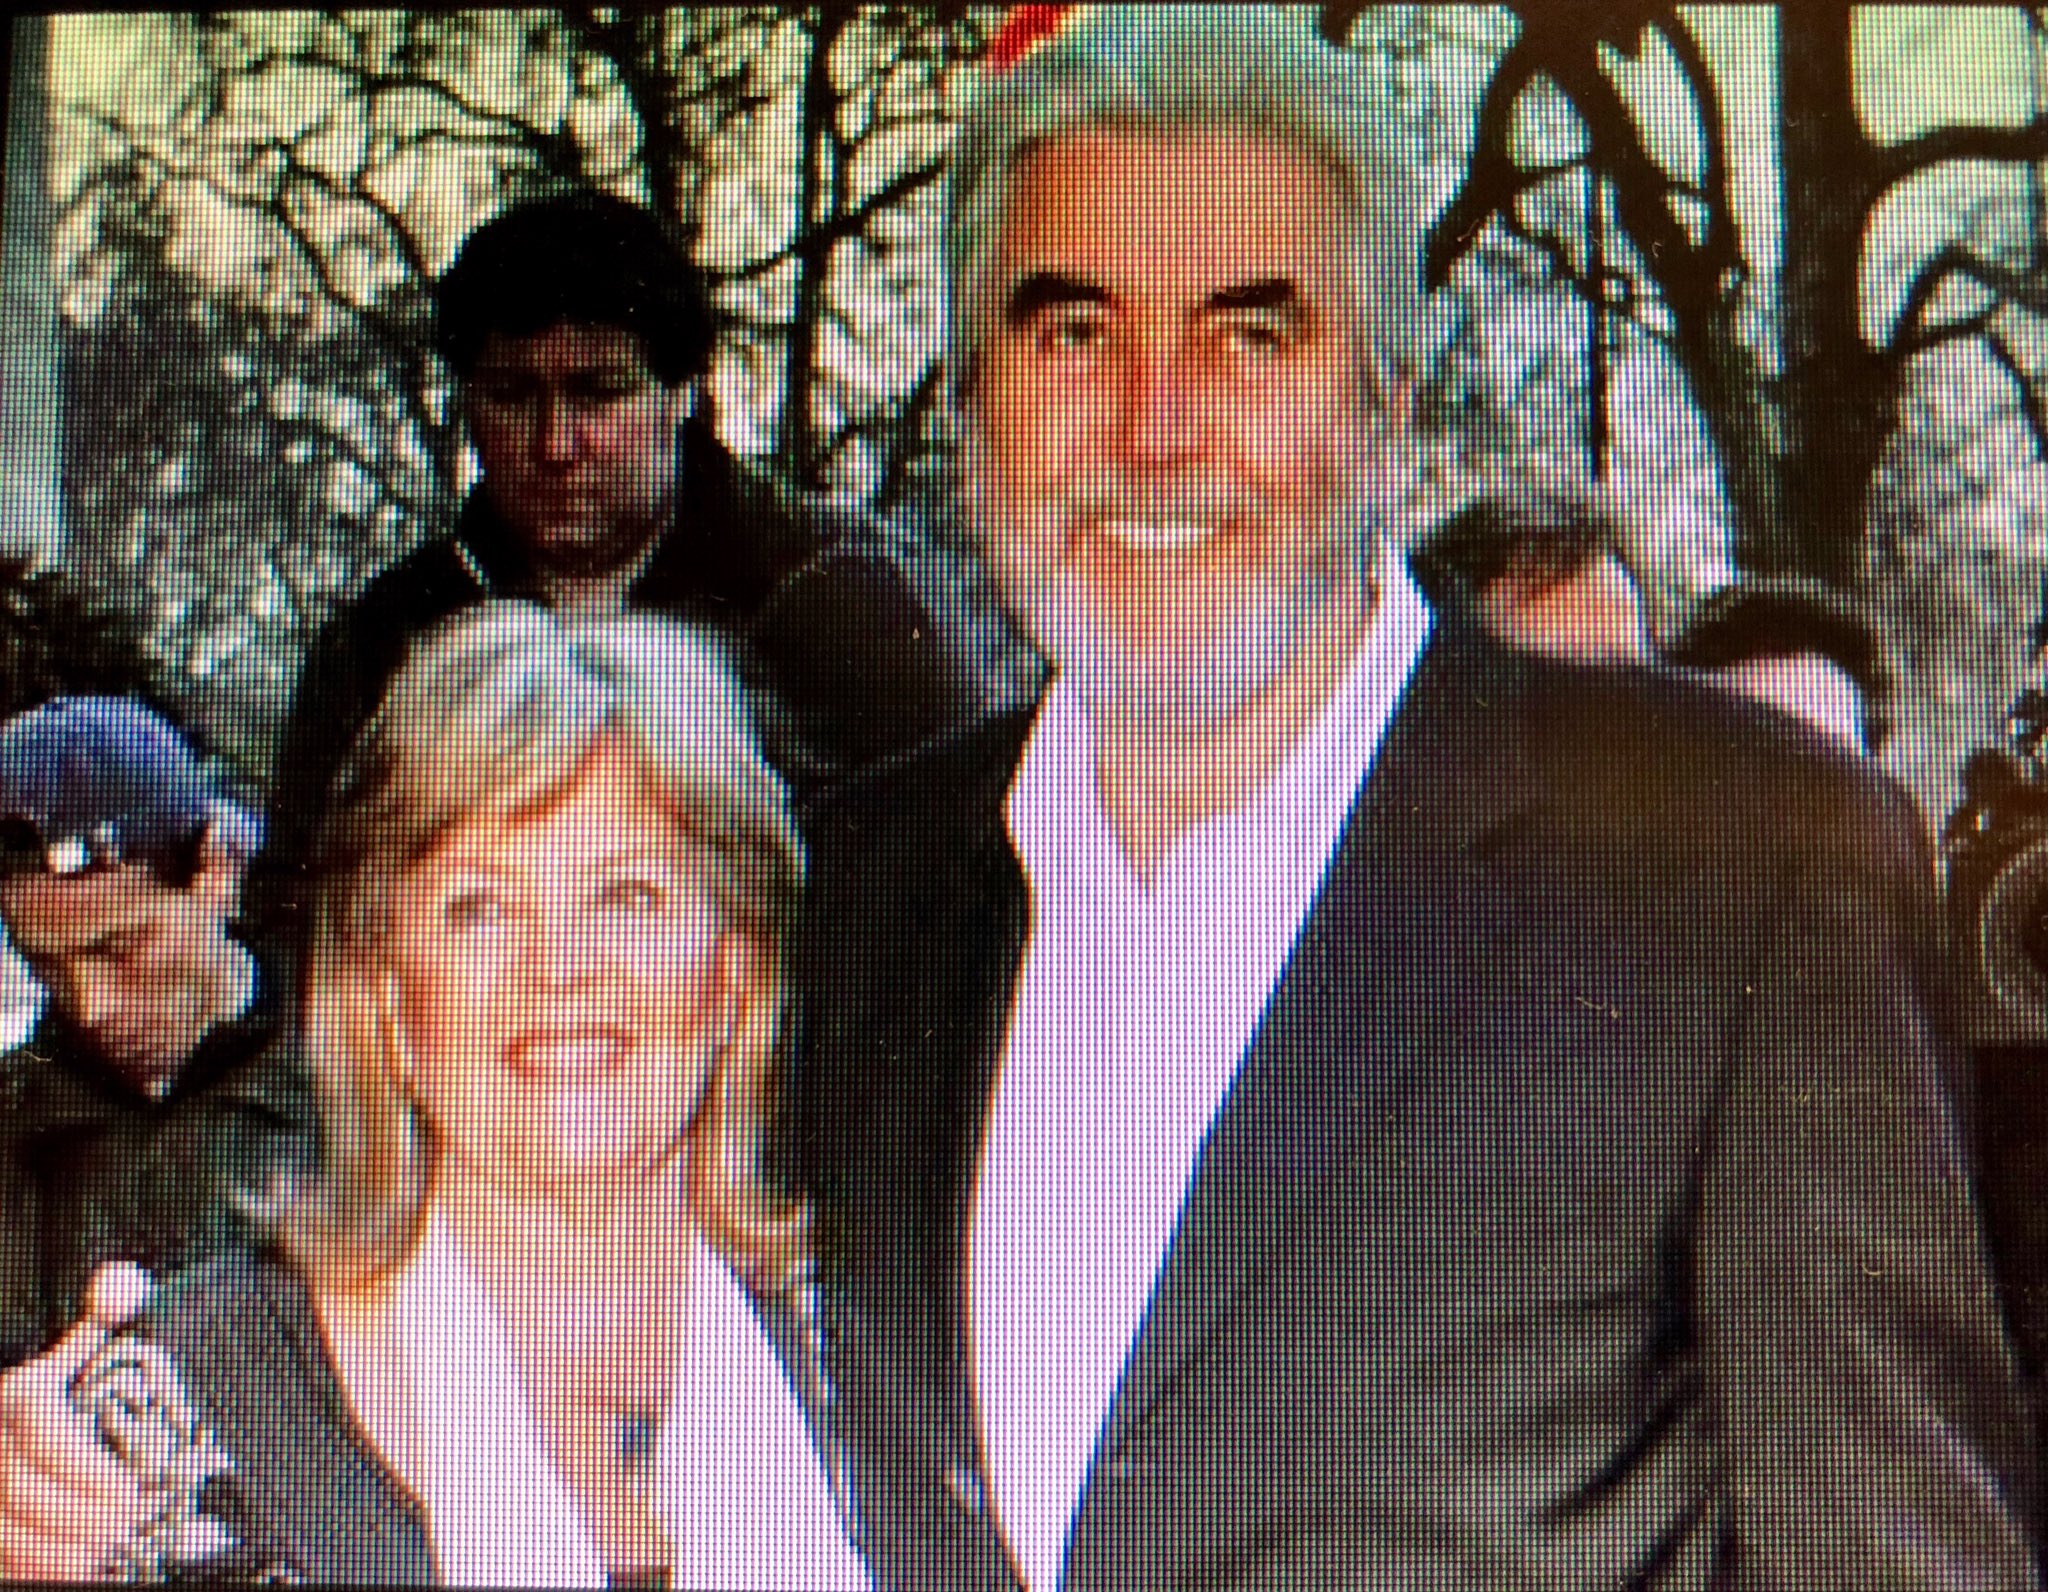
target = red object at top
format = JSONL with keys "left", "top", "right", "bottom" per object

{"left": 984, "top": 4, "right": 1074, "bottom": 72}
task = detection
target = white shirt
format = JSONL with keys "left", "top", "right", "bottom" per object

{"left": 365, "top": 1220, "right": 869, "bottom": 1589}
{"left": 968, "top": 546, "right": 1433, "bottom": 1591}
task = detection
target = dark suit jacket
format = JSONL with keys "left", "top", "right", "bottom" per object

{"left": 791, "top": 616, "right": 2040, "bottom": 1591}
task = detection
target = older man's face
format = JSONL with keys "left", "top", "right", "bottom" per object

{"left": 965, "top": 131, "right": 1383, "bottom": 730}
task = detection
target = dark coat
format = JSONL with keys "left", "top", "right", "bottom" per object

{"left": 790, "top": 615, "right": 2040, "bottom": 1591}
{"left": 262, "top": 414, "right": 1030, "bottom": 936}
{"left": 0, "top": 989, "right": 311, "bottom": 1366}
{"left": 1967, "top": 1042, "right": 2048, "bottom": 1525}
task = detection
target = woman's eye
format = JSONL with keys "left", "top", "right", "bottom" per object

{"left": 442, "top": 889, "right": 506, "bottom": 931}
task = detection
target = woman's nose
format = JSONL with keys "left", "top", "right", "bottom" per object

{"left": 527, "top": 909, "right": 608, "bottom": 991}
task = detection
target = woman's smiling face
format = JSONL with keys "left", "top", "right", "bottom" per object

{"left": 379, "top": 745, "right": 742, "bottom": 1199}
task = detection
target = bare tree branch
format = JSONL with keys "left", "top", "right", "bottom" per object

{"left": 1661, "top": 13, "right": 1741, "bottom": 269}
{"left": 1982, "top": 327, "right": 2048, "bottom": 462}
{"left": 1888, "top": 242, "right": 2048, "bottom": 358}
{"left": 1877, "top": 116, "right": 2048, "bottom": 196}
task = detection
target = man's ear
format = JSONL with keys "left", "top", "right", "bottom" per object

{"left": 948, "top": 346, "right": 982, "bottom": 410}
{"left": 1380, "top": 372, "right": 1416, "bottom": 432}
{"left": 190, "top": 820, "right": 251, "bottom": 915}
{"left": 375, "top": 968, "right": 420, "bottom": 1090}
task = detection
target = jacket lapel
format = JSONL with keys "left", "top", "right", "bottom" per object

{"left": 805, "top": 714, "right": 1034, "bottom": 1590}
{"left": 1084, "top": 617, "right": 1536, "bottom": 1481}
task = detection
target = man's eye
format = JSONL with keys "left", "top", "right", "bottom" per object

{"left": 595, "top": 877, "right": 663, "bottom": 915}
{"left": 473, "top": 380, "right": 533, "bottom": 409}
{"left": 1221, "top": 317, "right": 1292, "bottom": 358}
{"left": 1039, "top": 313, "right": 1108, "bottom": 355}
{"left": 567, "top": 378, "right": 641, "bottom": 407}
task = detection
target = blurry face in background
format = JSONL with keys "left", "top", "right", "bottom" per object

{"left": 1478, "top": 553, "right": 1652, "bottom": 665}
{"left": 0, "top": 851, "right": 250, "bottom": 1094}
{"left": 380, "top": 748, "right": 744, "bottom": 1202}
{"left": 963, "top": 130, "right": 1383, "bottom": 734}
{"left": 462, "top": 323, "right": 693, "bottom": 577}
{"left": 1724, "top": 652, "right": 1867, "bottom": 751}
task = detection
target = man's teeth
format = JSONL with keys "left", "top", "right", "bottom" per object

{"left": 1099, "top": 519, "right": 1218, "bottom": 553}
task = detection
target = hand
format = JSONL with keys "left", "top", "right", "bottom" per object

{"left": 0, "top": 1263, "right": 161, "bottom": 1579}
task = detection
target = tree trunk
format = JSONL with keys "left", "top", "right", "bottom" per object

{"left": 778, "top": 6, "right": 852, "bottom": 486}
{"left": 1776, "top": 0, "right": 1894, "bottom": 584}
{"left": 1539, "top": 25, "right": 1781, "bottom": 570}
{"left": 0, "top": 15, "right": 65, "bottom": 571}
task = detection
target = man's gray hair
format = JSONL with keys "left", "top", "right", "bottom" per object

{"left": 946, "top": 4, "right": 1425, "bottom": 395}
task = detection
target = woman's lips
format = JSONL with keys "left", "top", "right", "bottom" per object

{"left": 504, "top": 1028, "right": 630, "bottom": 1081}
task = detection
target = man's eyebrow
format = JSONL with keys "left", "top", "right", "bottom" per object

{"left": 470, "top": 364, "right": 643, "bottom": 384}
{"left": 1004, "top": 272, "right": 1112, "bottom": 327}
{"left": 1206, "top": 278, "right": 1308, "bottom": 318}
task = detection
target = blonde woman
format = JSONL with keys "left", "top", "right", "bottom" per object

{"left": 0, "top": 602, "right": 869, "bottom": 1587}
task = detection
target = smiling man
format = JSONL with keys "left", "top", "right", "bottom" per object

{"left": 793, "top": 7, "right": 2039, "bottom": 1590}
{"left": 0, "top": 698, "right": 308, "bottom": 1367}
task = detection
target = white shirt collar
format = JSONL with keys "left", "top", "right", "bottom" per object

{"left": 973, "top": 540, "right": 1433, "bottom": 1592}
{"left": 1005, "top": 541, "right": 1434, "bottom": 889}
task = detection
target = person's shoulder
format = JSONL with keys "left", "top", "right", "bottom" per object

{"left": 313, "top": 531, "right": 478, "bottom": 650}
{"left": 0, "top": 1034, "right": 110, "bottom": 1129}
{"left": 1513, "top": 646, "right": 1924, "bottom": 865}
{"left": 143, "top": 1250, "right": 341, "bottom": 1419}
{"left": 723, "top": 450, "right": 956, "bottom": 575}
{"left": 716, "top": 448, "right": 869, "bottom": 555}
{"left": 798, "top": 702, "right": 1036, "bottom": 851}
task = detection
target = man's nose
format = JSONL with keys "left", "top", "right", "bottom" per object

{"left": 69, "top": 964, "right": 120, "bottom": 1032}
{"left": 1117, "top": 349, "right": 1201, "bottom": 467}
{"left": 531, "top": 392, "right": 580, "bottom": 465}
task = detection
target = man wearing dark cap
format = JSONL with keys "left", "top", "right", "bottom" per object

{"left": 267, "top": 187, "right": 1019, "bottom": 933}
{"left": 0, "top": 697, "right": 309, "bottom": 1366}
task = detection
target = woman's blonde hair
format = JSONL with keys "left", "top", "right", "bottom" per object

{"left": 279, "top": 601, "right": 809, "bottom": 1295}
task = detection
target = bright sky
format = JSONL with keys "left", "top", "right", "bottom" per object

{"left": 44, "top": 5, "right": 2048, "bottom": 318}
{"left": 1681, "top": 5, "right": 2043, "bottom": 277}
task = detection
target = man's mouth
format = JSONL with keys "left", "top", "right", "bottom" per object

{"left": 97, "top": 1036, "right": 184, "bottom": 1092}
{"left": 506, "top": 1028, "right": 630, "bottom": 1082}
{"left": 1095, "top": 519, "right": 1223, "bottom": 555}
